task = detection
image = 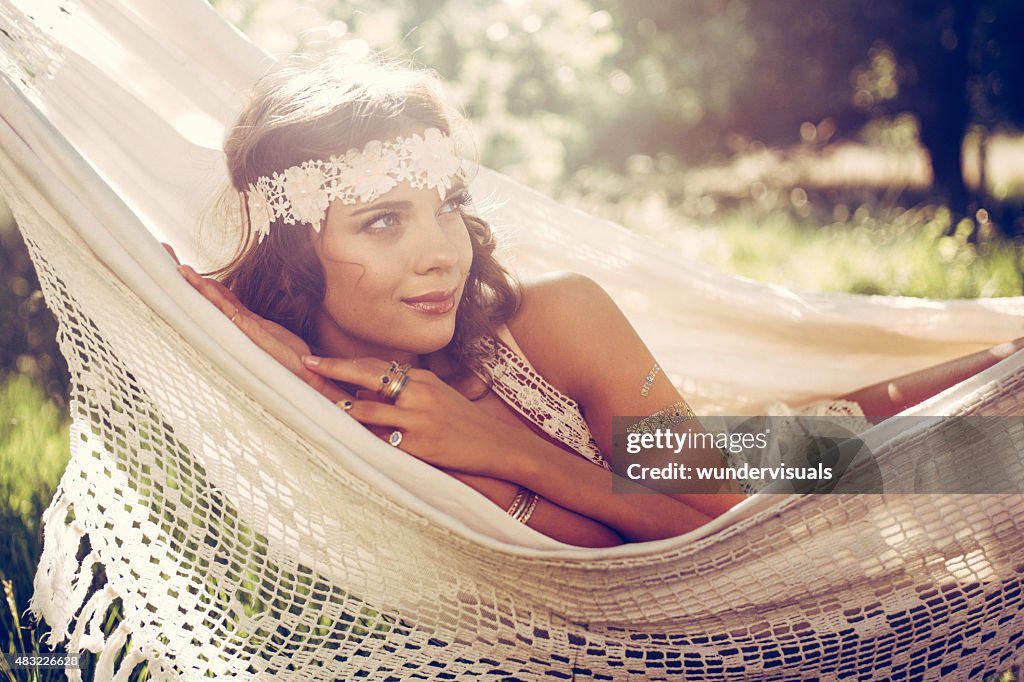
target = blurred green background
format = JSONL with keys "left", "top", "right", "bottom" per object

{"left": 2, "top": 1, "right": 1024, "bottom": 678}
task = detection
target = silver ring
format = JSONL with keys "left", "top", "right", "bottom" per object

{"left": 388, "top": 430, "right": 403, "bottom": 447}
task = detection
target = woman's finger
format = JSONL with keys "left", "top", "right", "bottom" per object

{"left": 302, "top": 356, "right": 401, "bottom": 391}
{"left": 179, "top": 264, "right": 244, "bottom": 309}
{"left": 162, "top": 242, "right": 180, "bottom": 264}
{"left": 178, "top": 265, "right": 245, "bottom": 318}
{"left": 324, "top": 385, "right": 356, "bottom": 406}
{"left": 343, "top": 398, "right": 407, "bottom": 428}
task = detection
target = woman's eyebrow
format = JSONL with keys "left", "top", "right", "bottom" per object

{"left": 349, "top": 200, "right": 412, "bottom": 216}
{"left": 347, "top": 183, "right": 468, "bottom": 217}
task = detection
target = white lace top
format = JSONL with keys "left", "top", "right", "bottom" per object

{"left": 471, "top": 333, "right": 610, "bottom": 470}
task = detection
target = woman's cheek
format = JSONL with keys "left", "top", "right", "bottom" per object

{"left": 458, "top": 223, "right": 474, "bottom": 272}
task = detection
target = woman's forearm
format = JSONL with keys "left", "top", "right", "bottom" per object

{"left": 840, "top": 337, "right": 1024, "bottom": 419}
{"left": 444, "top": 471, "right": 624, "bottom": 547}
{"left": 487, "top": 435, "right": 740, "bottom": 543}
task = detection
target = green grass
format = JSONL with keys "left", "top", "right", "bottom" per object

{"left": 698, "top": 206, "right": 1023, "bottom": 298}
{"left": 0, "top": 372, "right": 69, "bottom": 682}
{"left": 561, "top": 159, "right": 1024, "bottom": 299}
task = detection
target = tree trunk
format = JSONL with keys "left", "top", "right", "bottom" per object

{"left": 912, "top": 0, "right": 977, "bottom": 217}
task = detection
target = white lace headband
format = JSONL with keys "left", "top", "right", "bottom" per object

{"left": 244, "top": 127, "right": 468, "bottom": 241}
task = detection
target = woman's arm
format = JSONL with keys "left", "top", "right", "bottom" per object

{"left": 486, "top": 430, "right": 718, "bottom": 541}
{"left": 496, "top": 273, "right": 746, "bottom": 540}
{"left": 838, "top": 337, "right": 1024, "bottom": 419}
{"left": 445, "top": 472, "right": 623, "bottom": 547}
{"left": 175, "top": 259, "right": 622, "bottom": 546}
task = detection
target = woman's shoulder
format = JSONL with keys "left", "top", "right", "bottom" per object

{"left": 515, "top": 270, "right": 608, "bottom": 314}
{"left": 505, "top": 272, "right": 624, "bottom": 398}
{"left": 508, "top": 271, "right": 615, "bottom": 335}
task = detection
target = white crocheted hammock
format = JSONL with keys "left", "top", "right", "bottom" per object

{"left": 2, "top": 1, "right": 1024, "bottom": 680}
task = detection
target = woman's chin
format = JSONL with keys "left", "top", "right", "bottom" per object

{"left": 403, "top": 328, "right": 456, "bottom": 355}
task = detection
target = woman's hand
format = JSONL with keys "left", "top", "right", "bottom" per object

{"left": 302, "top": 355, "right": 624, "bottom": 545}
{"left": 301, "top": 356, "right": 518, "bottom": 476}
{"left": 301, "top": 354, "right": 716, "bottom": 542}
{"left": 174, "top": 260, "right": 349, "bottom": 403}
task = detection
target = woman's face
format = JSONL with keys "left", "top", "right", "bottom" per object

{"left": 311, "top": 172, "right": 473, "bottom": 363}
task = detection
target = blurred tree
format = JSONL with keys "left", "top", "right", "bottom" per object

{"left": 0, "top": 210, "right": 67, "bottom": 400}
{"left": 850, "top": 0, "right": 1023, "bottom": 230}
{"left": 636, "top": 1, "right": 1022, "bottom": 227}
{"left": 608, "top": 1, "right": 872, "bottom": 157}
{"left": 214, "top": 0, "right": 628, "bottom": 188}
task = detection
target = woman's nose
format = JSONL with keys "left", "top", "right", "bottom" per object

{"left": 415, "top": 215, "right": 461, "bottom": 274}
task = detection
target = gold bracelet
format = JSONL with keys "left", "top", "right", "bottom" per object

{"left": 515, "top": 490, "right": 540, "bottom": 525}
{"left": 505, "top": 486, "right": 539, "bottom": 526}
{"left": 505, "top": 487, "right": 527, "bottom": 518}
{"left": 626, "top": 400, "right": 696, "bottom": 434}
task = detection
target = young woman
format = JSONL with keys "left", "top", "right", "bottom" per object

{"left": 175, "top": 55, "right": 1024, "bottom": 547}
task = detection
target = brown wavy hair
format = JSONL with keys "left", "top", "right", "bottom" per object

{"left": 215, "top": 55, "right": 520, "bottom": 374}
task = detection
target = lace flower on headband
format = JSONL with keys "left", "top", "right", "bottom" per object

{"left": 245, "top": 128, "right": 468, "bottom": 241}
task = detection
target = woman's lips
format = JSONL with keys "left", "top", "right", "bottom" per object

{"left": 403, "top": 289, "right": 456, "bottom": 315}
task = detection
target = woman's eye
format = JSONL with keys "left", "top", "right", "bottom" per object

{"left": 362, "top": 212, "right": 401, "bottom": 233}
{"left": 440, "top": 191, "right": 472, "bottom": 214}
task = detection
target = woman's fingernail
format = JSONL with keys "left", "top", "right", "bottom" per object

{"left": 302, "top": 355, "right": 320, "bottom": 366}
{"left": 337, "top": 400, "right": 353, "bottom": 411}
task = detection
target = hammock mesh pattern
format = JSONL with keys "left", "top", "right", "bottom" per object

{"left": 21, "top": 219, "right": 1024, "bottom": 680}
{"left": 21, "top": 211, "right": 1024, "bottom": 680}
{"left": 2, "top": 1, "right": 1024, "bottom": 680}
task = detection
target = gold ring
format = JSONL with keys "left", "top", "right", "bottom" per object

{"left": 378, "top": 361, "right": 401, "bottom": 390}
{"left": 381, "top": 372, "right": 409, "bottom": 402}
{"left": 229, "top": 308, "right": 240, "bottom": 323}
{"left": 379, "top": 362, "right": 411, "bottom": 402}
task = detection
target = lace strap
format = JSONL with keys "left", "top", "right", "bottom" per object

{"left": 473, "top": 334, "right": 608, "bottom": 469}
